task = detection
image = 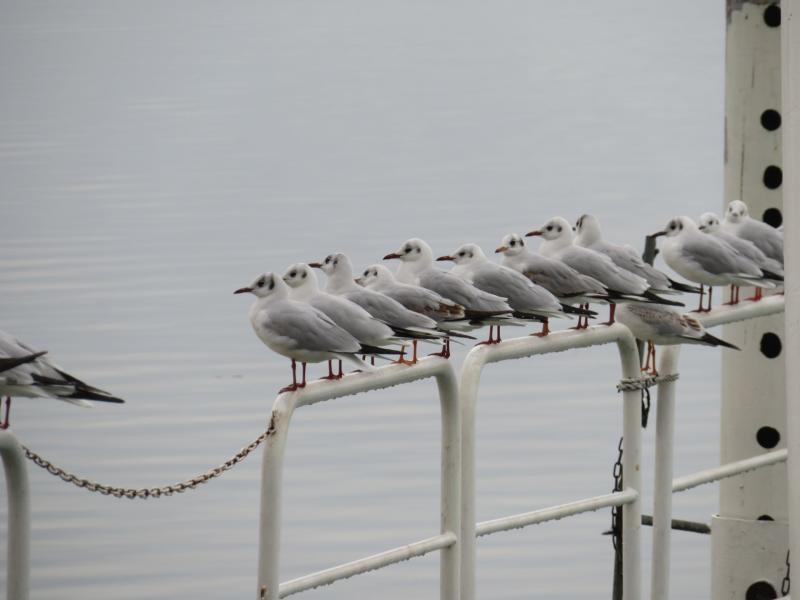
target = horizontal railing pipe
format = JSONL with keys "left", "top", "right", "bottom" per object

{"left": 278, "top": 532, "right": 457, "bottom": 598}
{"left": 475, "top": 489, "right": 637, "bottom": 538}
{"left": 672, "top": 449, "right": 788, "bottom": 493}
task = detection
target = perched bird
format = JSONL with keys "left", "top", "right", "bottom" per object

{"left": 0, "top": 330, "right": 124, "bottom": 429}
{"left": 616, "top": 303, "right": 739, "bottom": 375}
{"left": 235, "top": 272, "right": 372, "bottom": 392}
{"left": 282, "top": 263, "right": 402, "bottom": 373}
{"left": 722, "top": 200, "right": 784, "bottom": 267}
{"left": 311, "top": 253, "right": 446, "bottom": 362}
{"left": 651, "top": 216, "right": 774, "bottom": 312}
{"left": 526, "top": 217, "right": 682, "bottom": 324}
{"left": 574, "top": 214, "right": 701, "bottom": 295}
{"left": 698, "top": 212, "right": 783, "bottom": 302}
{"left": 355, "top": 264, "right": 466, "bottom": 322}
{"left": 437, "top": 243, "right": 590, "bottom": 337}
{"left": 383, "top": 238, "right": 514, "bottom": 345}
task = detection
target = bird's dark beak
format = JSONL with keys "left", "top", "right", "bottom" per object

{"left": 649, "top": 230, "right": 667, "bottom": 238}
{"left": 233, "top": 286, "right": 252, "bottom": 294}
{"left": 525, "top": 230, "right": 543, "bottom": 237}
{"left": 436, "top": 255, "right": 454, "bottom": 262}
{"left": 495, "top": 245, "right": 509, "bottom": 253}
{"left": 354, "top": 276, "right": 364, "bottom": 285}
{"left": 698, "top": 225, "right": 707, "bottom": 232}
{"left": 383, "top": 252, "right": 401, "bottom": 260}
{"left": 308, "top": 262, "right": 323, "bottom": 268}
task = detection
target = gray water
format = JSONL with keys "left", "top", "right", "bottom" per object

{"left": 1, "top": 2, "right": 725, "bottom": 598}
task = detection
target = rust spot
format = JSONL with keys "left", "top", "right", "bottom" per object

{"left": 267, "top": 413, "right": 278, "bottom": 436}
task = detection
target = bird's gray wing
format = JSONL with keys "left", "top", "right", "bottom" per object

{"left": 473, "top": 266, "right": 561, "bottom": 313}
{"left": 740, "top": 220, "right": 784, "bottom": 263}
{"left": 599, "top": 243, "right": 671, "bottom": 289}
{"left": 419, "top": 268, "right": 510, "bottom": 313}
{"left": 624, "top": 304, "right": 688, "bottom": 337}
{"left": 520, "top": 255, "right": 606, "bottom": 296}
{"left": 345, "top": 289, "right": 437, "bottom": 329}
{"left": 559, "top": 246, "right": 648, "bottom": 294}
{"left": 263, "top": 304, "right": 360, "bottom": 353}
{"left": 682, "top": 235, "right": 761, "bottom": 276}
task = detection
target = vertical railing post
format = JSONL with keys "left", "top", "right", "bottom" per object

{"left": 782, "top": 0, "right": 800, "bottom": 595}
{"left": 650, "top": 346, "right": 681, "bottom": 600}
{"left": 0, "top": 430, "right": 31, "bottom": 600}
{"left": 715, "top": 2, "right": 789, "bottom": 598}
{"left": 617, "top": 335, "right": 643, "bottom": 600}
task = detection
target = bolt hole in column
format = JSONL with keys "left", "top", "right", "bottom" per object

{"left": 758, "top": 515, "right": 775, "bottom": 521}
{"left": 756, "top": 426, "right": 781, "bottom": 449}
{"left": 763, "top": 165, "right": 783, "bottom": 189}
{"left": 762, "top": 208, "right": 783, "bottom": 228}
{"left": 760, "top": 109, "right": 781, "bottom": 131}
{"left": 763, "top": 3, "right": 781, "bottom": 27}
{"left": 746, "top": 580, "right": 778, "bottom": 600}
{"left": 760, "top": 333, "right": 782, "bottom": 358}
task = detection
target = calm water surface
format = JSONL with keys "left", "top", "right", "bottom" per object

{"left": 1, "top": 2, "right": 724, "bottom": 598}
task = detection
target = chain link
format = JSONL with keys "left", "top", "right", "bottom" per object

{"left": 641, "top": 388, "right": 651, "bottom": 429}
{"left": 782, "top": 549, "right": 791, "bottom": 596}
{"left": 610, "top": 437, "right": 624, "bottom": 550}
{"left": 22, "top": 426, "right": 272, "bottom": 499}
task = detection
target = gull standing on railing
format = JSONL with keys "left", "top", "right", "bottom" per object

{"left": 234, "top": 272, "right": 373, "bottom": 392}
{"left": 310, "top": 253, "right": 447, "bottom": 363}
{"left": 526, "top": 217, "right": 682, "bottom": 325}
{"left": 495, "top": 232, "right": 609, "bottom": 329}
{"left": 574, "top": 213, "right": 701, "bottom": 295}
{"left": 282, "top": 263, "right": 403, "bottom": 374}
{"left": 383, "top": 238, "right": 515, "bottom": 346}
{"left": 722, "top": 200, "right": 784, "bottom": 266}
{"left": 650, "top": 216, "right": 774, "bottom": 312}
{"left": 616, "top": 303, "right": 739, "bottom": 375}
{"left": 698, "top": 212, "right": 784, "bottom": 303}
{"left": 0, "top": 329, "right": 124, "bottom": 429}
{"left": 436, "top": 242, "right": 592, "bottom": 337}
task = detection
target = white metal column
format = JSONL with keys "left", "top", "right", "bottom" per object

{"left": 782, "top": 0, "right": 800, "bottom": 597}
{"left": 714, "top": 2, "right": 789, "bottom": 598}
{"left": 0, "top": 431, "right": 31, "bottom": 600}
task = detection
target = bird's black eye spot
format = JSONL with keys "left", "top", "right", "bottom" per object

{"left": 333, "top": 260, "right": 338, "bottom": 266}
{"left": 415, "top": 247, "right": 420, "bottom": 253}
{"left": 302, "top": 272, "right": 307, "bottom": 278}
{"left": 257, "top": 278, "right": 265, "bottom": 287}
{"left": 546, "top": 225, "right": 553, "bottom": 231}
{"left": 289, "top": 271, "right": 296, "bottom": 277}
{"left": 324, "top": 256, "right": 331, "bottom": 264}
{"left": 509, "top": 240, "right": 516, "bottom": 247}
{"left": 458, "top": 251, "right": 465, "bottom": 257}
{"left": 557, "top": 226, "right": 562, "bottom": 232}
{"left": 364, "top": 270, "right": 369, "bottom": 277}
{"left": 404, "top": 245, "right": 412, "bottom": 253}
{"left": 268, "top": 279, "right": 275, "bottom": 290}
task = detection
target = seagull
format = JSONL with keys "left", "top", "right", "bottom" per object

{"left": 526, "top": 217, "right": 682, "bottom": 324}
{"left": 0, "top": 330, "right": 124, "bottom": 430}
{"left": 235, "top": 272, "right": 373, "bottom": 392}
{"left": 282, "top": 263, "right": 403, "bottom": 373}
{"left": 722, "top": 200, "right": 784, "bottom": 266}
{"left": 699, "top": 212, "right": 784, "bottom": 302}
{"left": 355, "top": 264, "right": 466, "bottom": 322}
{"left": 650, "top": 216, "right": 774, "bottom": 312}
{"left": 616, "top": 303, "right": 739, "bottom": 375}
{"left": 496, "top": 232, "right": 610, "bottom": 328}
{"left": 437, "top": 243, "right": 592, "bottom": 337}
{"left": 310, "top": 253, "right": 446, "bottom": 362}
{"left": 574, "top": 214, "right": 701, "bottom": 295}
{"left": 383, "top": 238, "right": 514, "bottom": 345}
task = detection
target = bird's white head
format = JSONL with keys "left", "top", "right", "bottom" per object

{"left": 698, "top": 212, "right": 721, "bottom": 233}
{"left": 282, "top": 263, "right": 319, "bottom": 294}
{"left": 725, "top": 200, "right": 749, "bottom": 223}
{"left": 384, "top": 238, "right": 434, "bottom": 266}
{"left": 233, "top": 272, "right": 288, "bottom": 301}
{"left": 310, "top": 253, "right": 353, "bottom": 278}
{"left": 526, "top": 217, "right": 574, "bottom": 247}
{"left": 437, "top": 243, "right": 486, "bottom": 266}
{"left": 574, "top": 214, "right": 602, "bottom": 245}
{"left": 652, "top": 216, "right": 696, "bottom": 239}
{"left": 357, "top": 264, "right": 394, "bottom": 288}
{"left": 495, "top": 233, "right": 526, "bottom": 256}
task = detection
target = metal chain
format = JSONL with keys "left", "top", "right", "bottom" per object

{"left": 22, "top": 426, "right": 272, "bottom": 499}
{"left": 610, "top": 436, "right": 624, "bottom": 550}
{"left": 641, "top": 388, "right": 652, "bottom": 429}
{"left": 782, "top": 549, "right": 791, "bottom": 596}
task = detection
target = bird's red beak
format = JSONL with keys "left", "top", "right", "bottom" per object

{"left": 233, "top": 286, "right": 252, "bottom": 294}
{"left": 308, "top": 262, "right": 323, "bottom": 268}
{"left": 525, "top": 230, "right": 543, "bottom": 237}
{"left": 383, "top": 252, "right": 401, "bottom": 260}
{"left": 436, "top": 255, "right": 454, "bottom": 261}
{"left": 495, "top": 245, "right": 509, "bottom": 253}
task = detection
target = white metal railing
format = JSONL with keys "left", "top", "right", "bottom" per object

{"left": 649, "top": 294, "right": 786, "bottom": 600}
{"left": 256, "top": 356, "right": 461, "bottom": 600}
{"left": 458, "top": 323, "right": 644, "bottom": 600}
{"left": 0, "top": 430, "right": 30, "bottom": 600}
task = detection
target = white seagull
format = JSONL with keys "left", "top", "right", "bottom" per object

{"left": 699, "top": 212, "right": 783, "bottom": 302}
{"left": 235, "top": 272, "right": 372, "bottom": 392}
{"left": 651, "top": 216, "right": 774, "bottom": 312}
{"left": 282, "top": 263, "right": 403, "bottom": 373}
{"left": 0, "top": 329, "right": 124, "bottom": 429}
{"left": 437, "top": 243, "right": 591, "bottom": 337}
{"left": 617, "top": 303, "right": 739, "bottom": 375}
{"left": 722, "top": 200, "right": 784, "bottom": 267}
{"left": 574, "top": 214, "right": 701, "bottom": 295}
{"left": 526, "top": 217, "right": 682, "bottom": 324}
